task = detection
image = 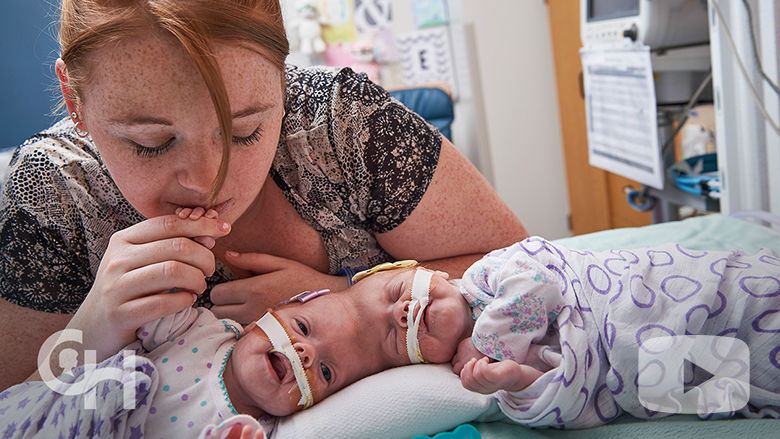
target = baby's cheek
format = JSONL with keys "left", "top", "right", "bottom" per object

{"left": 421, "top": 340, "right": 454, "bottom": 364}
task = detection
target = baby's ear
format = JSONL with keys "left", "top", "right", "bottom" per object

{"left": 433, "top": 270, "right": 450, "bottom": 280}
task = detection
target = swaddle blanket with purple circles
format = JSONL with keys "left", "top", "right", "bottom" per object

{"left": 460, "top": 237, "right": 780, "bottom": 429}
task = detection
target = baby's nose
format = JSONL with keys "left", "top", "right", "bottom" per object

{"left": 394, "top": 301, "right": 410, "bottom": 329}
{"left": 294, "top": 342, "right": 316, "bottom": 369}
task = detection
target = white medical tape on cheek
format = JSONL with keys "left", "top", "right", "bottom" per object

{"left": 406, "top": 269, "right": 433, "bottom": 364}
{"left": 255, "top": 313, "right": 314, "bottom": 408}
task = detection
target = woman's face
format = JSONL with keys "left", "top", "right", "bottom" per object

{"left": 74, "top": 33, "right": 284, "bottom": 224}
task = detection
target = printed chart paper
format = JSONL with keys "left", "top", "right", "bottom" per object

{"left": 581, "top": 45, "right": 664, "bottom": 189}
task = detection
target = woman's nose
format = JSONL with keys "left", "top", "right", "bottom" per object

{"left": 176, "top": 140, "right": 223, "bottom": 194}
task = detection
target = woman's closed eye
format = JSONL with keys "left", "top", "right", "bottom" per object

{"left": 129, "top": 124, "right": 262, "bottom": 158}
{"left": 232, "top": 125, "right": 263, "bottom": 146}
{"left": 131, "top": 138, "right": 175, "bottom": 158}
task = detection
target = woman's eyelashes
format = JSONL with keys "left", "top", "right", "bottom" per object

{"left": 132, "top": 138, "right": 175, "bottom": 158}
{"left": 129, "top": 125, "right": 263, "bottom": 157}
{"left": 232, "top": 125, "right": 263, "bottom": 146}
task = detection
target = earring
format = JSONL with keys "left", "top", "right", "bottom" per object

{"left": 70, "top": 111, "right": 89, "bottom": 138}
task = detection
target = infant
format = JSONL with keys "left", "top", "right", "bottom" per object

{"left": 346, "top": 237, "right": 780, "bottom": 428}
{"left": 0, "top": 286, "right": 402, "bottom": 438}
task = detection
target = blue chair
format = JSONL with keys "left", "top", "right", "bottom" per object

{"left": 0, "top": 1, "right": 61, "bottom": 149}
{"left": 389, "top": 85, "right": 454, "bottom": 141}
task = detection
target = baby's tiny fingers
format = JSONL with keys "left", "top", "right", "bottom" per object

{"left": 205, "top": 209, "right": 219, "bottom": 219}
{"left": 189, "top": 207, "right": 206, "bottom": 220}
{"left": 177, "top": 207, "right": 193, "bottom": 219}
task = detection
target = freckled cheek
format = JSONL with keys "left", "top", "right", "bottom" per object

{"left": 226, "top": 137, "right": 279, "bottom": 191}
{"left": 97, "top": 150, "right": 171, "bottom": 216}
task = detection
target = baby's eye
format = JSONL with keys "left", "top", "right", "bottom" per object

{"left": 393, "top": 283, "right": 404, "bottom": 301}
{"left": 320, "top": 363, "right": 332, "bottom": 382}
{"left": 296, "top": 320, "right": 309, "bottom": 336}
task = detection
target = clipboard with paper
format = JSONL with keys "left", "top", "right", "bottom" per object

{"left": 580, "top": 45, "right": 665, "bottom": 190}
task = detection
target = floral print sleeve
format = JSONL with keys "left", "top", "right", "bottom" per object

{"left": 460, "top": 242, "right": 567, "bottom": 363}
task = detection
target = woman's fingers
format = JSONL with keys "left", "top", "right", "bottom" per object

{"left": 222, "top": 251, "right": 290, "bottom": 274}
{"left": 117, "top": 214, "right": 230, "bottom": 245}
{"left": 118, "top": 261, "right": 211, "bottom": 296}
{"left": 209, "top": 276, "right": 261, "bottom": 305}
{"left": 193, "top": 236, "right": 217, "bottom": 249}
{"left": 105, "top": 236, "right": 217, "bottom": 277}
{"left": 116, "top": 290, "right": 197, "bottom": 325}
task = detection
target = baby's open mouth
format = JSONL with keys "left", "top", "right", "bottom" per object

{"left": 269, "top": 351, "right": 290, "bottom": 382}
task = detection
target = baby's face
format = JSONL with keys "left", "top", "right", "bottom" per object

{"left": 228, "top": 291, "right": 399, "bottom": 416}
{"left": 350, "top": 268, "right": 474, "bottom": 365}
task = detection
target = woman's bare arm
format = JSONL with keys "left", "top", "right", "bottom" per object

{"left": 376, "top": 136, "right": 528, "bottom": 279}
{"left": 0, "top": 299, "right": 72, "bottom": 391}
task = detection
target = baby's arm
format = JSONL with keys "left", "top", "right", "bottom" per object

{"left": 459, "top": 356, "right": 543, "bottom": 394}
{"left": 453, "top": 337, "right": 543, "bottom": 394}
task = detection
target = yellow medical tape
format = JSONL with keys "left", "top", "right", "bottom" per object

{"left": 351, "top": 260, "right": 418, "bottom": 283}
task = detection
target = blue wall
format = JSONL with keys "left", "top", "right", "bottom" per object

{"left": 0, "top": 2, "right": 63, "bottom": 149}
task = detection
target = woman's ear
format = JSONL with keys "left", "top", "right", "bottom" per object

{"left": 55, "top": 58, "right": 78, "bottom": 117}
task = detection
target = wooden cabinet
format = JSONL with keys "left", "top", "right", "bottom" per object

{"left": 547, "top": 1, "right": 651, "bottom": 235}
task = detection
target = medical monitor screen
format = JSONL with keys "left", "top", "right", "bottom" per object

{"left": 587, "top": 0, "right": 639, "bottom": 22}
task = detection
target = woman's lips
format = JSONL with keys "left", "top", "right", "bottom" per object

{"left": 209, "top": 198, "right": 234, "bottom": 216}
{"left": 172, "top": 198, "right": 234, "bottom": 216}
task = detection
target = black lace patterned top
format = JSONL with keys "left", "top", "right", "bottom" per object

{"left": 0, "top": 66, "right": 441, "bottom": 313}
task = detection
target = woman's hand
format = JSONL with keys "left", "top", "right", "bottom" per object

{"left": 210, "top": 252, "right": 348, "bottom": 324}
{"left": 65, "top": 212, "right": 231, "bottom": 363}
{"left": 459, "top": 356, "right": 543, "bottom": 394}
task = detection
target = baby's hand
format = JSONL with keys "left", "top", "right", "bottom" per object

{"left": 225, "top": 424, "right": 265, "bottom": 439}
{"left": 451, "top": 337, "right": 483, "bottom": 375}
{"left": 200, "top": 414, "right": 265, "bottom": 439}
{"left": 176, "top": 207, "right": 220, "bottom": 249}
{"left": 459, "top": 357, "right": 543, "bottom": 395}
